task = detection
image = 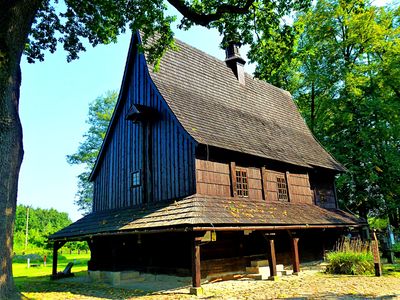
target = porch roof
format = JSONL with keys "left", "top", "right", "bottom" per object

{"left": 49, "top": 195, "right": 364, "bottom": 241}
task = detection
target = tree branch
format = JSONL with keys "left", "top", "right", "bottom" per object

{"left": 167, "top": 0, "right": 254, "bottom": 26}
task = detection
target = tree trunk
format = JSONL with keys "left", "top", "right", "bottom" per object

{"left": 0, "top": 1, "right": 41, "bottom": 298}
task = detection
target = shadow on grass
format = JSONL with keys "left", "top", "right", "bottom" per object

{"left": 14, "top": 271, "right": 192, "bottom": 299}
{"left": 15, "top": 271, "right": 147, "bottom": 299}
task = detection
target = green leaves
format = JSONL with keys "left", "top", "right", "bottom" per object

{"left": 66, "top": 91, "right": 117, "bottom": 214}
{"left": 251, "top": 0, "right": 400, "bottom": 224}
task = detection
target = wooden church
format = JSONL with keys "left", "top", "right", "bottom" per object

{"left": 50, "top": 31, "right": 364, "bottom": 292}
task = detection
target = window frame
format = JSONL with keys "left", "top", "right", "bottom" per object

{"left": 276, "top": 174, "right": 289, "bottom": 201}
{"left": 131, "top": 169, "right": 142, "bottom": 188}
{"left": 235, "top": 167, "right": 249, "bottom": 198}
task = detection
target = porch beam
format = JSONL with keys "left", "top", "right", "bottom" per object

{"left": 291, "top": 237, "right": 300, "bottom": 274}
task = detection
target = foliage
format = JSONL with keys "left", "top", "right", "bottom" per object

{"left": 326, "top": 237, "right": 374, "bottom": 275}
{"left": 12, "top": 254, "right": 43, "bottom": 264}
{"left": 326, "top": 251, "right": 374, "bottom": 275}
{"left": 250, "top": 0, "right": 400, "bottom": 223}
{"left": 14, "top": 205, "right": 72, "bottom": 250}
{"left": 369, "top": 217, "right": 389, "bottom": 230}
{"left": 67, "top": 91, "right": 117, "bottom": 213}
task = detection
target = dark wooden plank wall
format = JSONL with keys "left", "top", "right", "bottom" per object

{"left": 311, "top": 173, "right": 337, "bottom": 209}
{"left": 195, "top": 159, "right": 313, "bottom": 204}
{"left": 92, "top": 44, "right": 196, "bottom": 212}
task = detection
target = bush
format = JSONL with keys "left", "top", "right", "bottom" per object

{"left": 13, "top": 254, "right": 43, "bottom": 264}
{"left": 326, "top": 251, "right": 374, "bottom": 275}
{"left": 325, "top": 237, "right": 375, "bottom": 275}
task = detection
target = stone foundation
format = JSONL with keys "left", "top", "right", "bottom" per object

{"left": 88, "top": 270, "right": 192, "bottom": 286}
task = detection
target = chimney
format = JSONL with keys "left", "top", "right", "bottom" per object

{"left": 225, "top": 43, "right": 246, "bottom": 85}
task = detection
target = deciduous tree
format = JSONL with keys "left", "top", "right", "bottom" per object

{"left": 67, "top": 91, "right": 117, "bottom": 214}
{"left": 249, "top": 0, "right": 400, "bottom": 224}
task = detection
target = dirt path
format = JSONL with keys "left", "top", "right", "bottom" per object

{"left": 21, "top": 271, "right": 400, "bottom": 299}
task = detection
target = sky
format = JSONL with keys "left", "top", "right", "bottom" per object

{"left": 17, "top": 0, "right": 391, "bottom": 222}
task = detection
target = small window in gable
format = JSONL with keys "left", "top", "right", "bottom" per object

{"left": 131, "top": 170, "right": 141, "bottom": 188}
{"left": 276, "top": 175, "right": 288, "bottom": 201}
{"left": 236, "top": 168, "right": 249, "bottom": 197}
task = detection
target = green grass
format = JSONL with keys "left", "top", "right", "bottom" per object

{"left": 13, "top": 252, "right": 90, "bottom": 278}
{"left": 12, "top": 252, "right": 152, "bottom": 299}
{"left": 382, "top": 262, "right": 400, "bottom": 277}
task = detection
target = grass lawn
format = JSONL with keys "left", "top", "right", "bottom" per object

{"left": 13, "top": 252, "right": 151, "bottom": 299}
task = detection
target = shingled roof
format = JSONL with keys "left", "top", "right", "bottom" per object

{"left": 144, "top": 34, "right": 344, "bottom": 171}
{"left": 49, "top": 195, "right": 362, "bottom": 241}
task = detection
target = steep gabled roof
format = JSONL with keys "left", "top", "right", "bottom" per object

{"left": 145, "top": 35, "right": 344, "bottom": 171}
{"left": 49, "top": 195, "right": 362, "bottom": 240}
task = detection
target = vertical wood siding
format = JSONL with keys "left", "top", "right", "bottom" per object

{"left": 286, "top": 173, "right": 313, "bottom": 204}
{"left": 195, "top": 159, "right": 314, "bottom": 204}
{"left": 92, "top": 43, "right": 196, "bottom": 211}
{"left": 195, "top": 159, "right": 231, "bottom": 197}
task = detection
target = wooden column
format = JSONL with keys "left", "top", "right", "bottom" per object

{"left": 190, "top": 236, "right": 203, "bottom": 295}
{"left": 291, "top": 237, "right": 300, "bottom": 274}
{"left": 52, "top": 241, "right": 59, "bottom": 277}
{"left": 372, "top": 230, "right": 382, "bottom": 276}
{"left": 51, "top": 241, "right": 66, "bottom": 279}
{"left": 267, "top": 239, "right": 277, "bottom": 278}
{"left": 192, "top": 236, "right": 201, "bottom": 288}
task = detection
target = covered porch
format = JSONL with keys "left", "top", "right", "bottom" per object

{"left": 49, "top": 195, "right": 365, "bottom": 294}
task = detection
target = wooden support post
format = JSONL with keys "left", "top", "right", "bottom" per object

{"left": 52, "top": 241, "right": 59, "bottom": 277}
{"left": 291, "top": 237, "right": 300, "bottom": 274}
{"left": 51, "top": 241, "right": 66, "bottom": 279}
{"left": 372, "top": 230, "right": 382, "bottom": 277}
{"left": 267, "top": 239, "right": 277, "bottom": 279}
{"left": 190, "top": 236, "right": 203, "bottom": 296}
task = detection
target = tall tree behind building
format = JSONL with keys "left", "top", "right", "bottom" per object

{"left": 67, "top": 91, "right": 117, "bottom": 214}
{"left": 249, "top": 0, "right": 400, "bottom": 225}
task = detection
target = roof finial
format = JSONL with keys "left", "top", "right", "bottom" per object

{"left": 225, "top": 42, "right": 246, "bottom": 85}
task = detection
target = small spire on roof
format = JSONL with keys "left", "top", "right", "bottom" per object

{"left": 225, "top": 43, "right": 246, "bottom": 85}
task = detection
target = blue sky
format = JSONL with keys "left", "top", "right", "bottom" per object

{"left": 17, "top": 0, "right": 390, "bottom": 221}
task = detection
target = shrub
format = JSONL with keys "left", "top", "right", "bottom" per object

{"left": 326, "top": 251, "right": 374, "bottom": 275}
{"left": 12, "top": 254, "right": 43, "bottom": 264}
{"left": 325, "top": 237, "right": 374, "bottom": 275}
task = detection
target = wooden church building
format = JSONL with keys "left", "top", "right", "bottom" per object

{"left": 50, "top": 31, "right": 364, "bottom": 292}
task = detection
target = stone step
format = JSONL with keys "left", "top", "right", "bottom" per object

{"left": 276, "top": 264, "right": 284, "bottom": 272}
{"left": 250, "top": 260, "right": 269, "bottom": 267}
{"left": 246, "top": 266, "right": 270, "bottom": 275}
{"left": 281, "top": 270, "right": 293, "bottom": 276}
{"left": 245, "top": 273, "right": 269, "bottom": 280}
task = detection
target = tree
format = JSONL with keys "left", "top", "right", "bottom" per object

{"left": 67, "top": 91, "right": 117, "bottom": 214}
{"left": 13, "top": 205, "right": 72, "bottom": 250}
{"left": 1, "top": 1, "right": 312, "bottom": 297}
{"left": 249, "top": 0, "right": 400, "bottom": 223}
